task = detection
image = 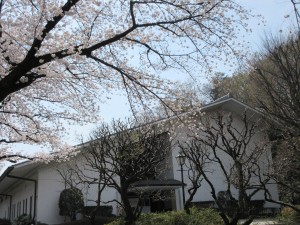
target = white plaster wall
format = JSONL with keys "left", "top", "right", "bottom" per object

{"left": 33, "top": 160, "right": 120, "bottom": 225}
{"left": 171, "top": 110, "right": 280, "bottom": 209}
{"left": 0, "top": 177, "right": 36, "bottom": 220}
{"left": 0, "top": 196, "right": 11, "bottom": 219}
{"left": 36, "top": 165, "right": 66, "bottom": 225}
{"left": 156, "top": 147, "right": 174, "bottom": 180}
{"left": 83, "top": 182, "right": 118, "bottom": 215}
{"left": 68, "top": 155, "right": 120, "bottom": 216}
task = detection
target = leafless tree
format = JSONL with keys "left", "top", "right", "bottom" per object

{"left": 177, "top": 139, "right": 207, "bottom": 214}
{"left": 57, "top": 165, "right": 106, "bottom": 225}
{"left": 253, "top": 34, "right": 300, "bottom": 134}
{"left": 259, "top": 137, "right": 300, "bottom": 213}
{"left": 197, "top": 4, "right": 300, "bottom": 213}
{"left": 179, "top": 111, "right": 270, "bottom": 225}
{"left": 61, "top": 119, "right": 171, "bottom": 224}
{"left": 251, "top": 33, "right": 300, "bottom": 208}
{"left": 291, "top": 0, "right": 300, "bottom": 31}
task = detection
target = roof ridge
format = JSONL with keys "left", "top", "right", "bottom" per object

{"left": 212, "top": 93, "right": 233, "bottom": 103}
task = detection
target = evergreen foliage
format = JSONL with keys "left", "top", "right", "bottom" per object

{"left": 59, "top": 188, "right": 84, "bottom": 221}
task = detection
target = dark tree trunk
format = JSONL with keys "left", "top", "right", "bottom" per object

{"left": 120, "top": 185, "right": 135, "bottom": 225}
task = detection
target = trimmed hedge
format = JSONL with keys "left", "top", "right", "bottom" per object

{"left": 83, "top": 205, "right": 113, "bottom": 217}
{"left": 105, "top": 207, "right": 223, "bottom": 225}
{"left": 59, "top": 188, "right": 84, "bottom": 221}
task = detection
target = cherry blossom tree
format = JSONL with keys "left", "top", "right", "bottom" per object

{"left": 0, "top": 0, "right": 251, "bottom": 161}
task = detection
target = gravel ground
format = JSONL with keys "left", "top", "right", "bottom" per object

{"left": 240, "top": 219, "right": 280, "bottom": 225}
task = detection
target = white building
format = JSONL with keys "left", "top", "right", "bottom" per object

{"left": 0, "top": 96, "right": 280, "bottom": 224}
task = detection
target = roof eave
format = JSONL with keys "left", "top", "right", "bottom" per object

{"left": 0, "top": 166, "right": 14, "bottom": 183}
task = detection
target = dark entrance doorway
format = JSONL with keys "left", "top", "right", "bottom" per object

{"left": 150, "top": 199, "right": 165, "bottom": 212}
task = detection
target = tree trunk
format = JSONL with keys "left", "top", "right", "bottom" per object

{"left": 185, "top": 184, "right": 199, "bottom": 214}
{"left": 120, "top": 188, "right": 135, "bottom": 225}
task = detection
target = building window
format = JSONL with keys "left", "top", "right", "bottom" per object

{"left": 25, "top": 198, "right": 28, "bottom": 214}
{"left": 29, "top": 196, "right": 33, "bottom": 217}
{"left": 12, "top": 204, "right": 16, "bottom": 219}
{"left": 16, "top": 202, "right": 19, "bottom": 218}
{"left": 23, "top": 199, "right": 25, "bottom": 214}
{"left": 18, "top": 201, "right": 21, "bottom": 217}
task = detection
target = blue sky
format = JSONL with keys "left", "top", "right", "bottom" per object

{"left": 239, "top": 0, "right": 295, "bottom": 47}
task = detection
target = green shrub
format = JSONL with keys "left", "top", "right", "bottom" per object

{"left": 105, "top": 217, "right": 125, "bottom": 225}
{"left": 136, "top": 210, "right": 188, "bottom": 225}
{"left": 59, "top": 188, "right": 84, "bottom": 221}
{"left": 105, "top": 207, "right": 223, "bottom": 225}
{"left": 281, "top": 206, "right": 296, "bottom": 218}
{"left": 280, "top": 205, "right": 300, "bottom": 224}
{"left": 11, "top": 214, "right": 32, "bottom": 225}
{"left": 187, "top": 207, "right": 223, "bottom": 225}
